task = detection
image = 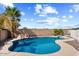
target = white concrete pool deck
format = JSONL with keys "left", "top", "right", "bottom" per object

{"left": 0, "top": 36, "right": 79, "bottom": 56}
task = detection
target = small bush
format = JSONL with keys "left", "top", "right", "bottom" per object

{"left": 52, "top": 29, "right": 64, "bottom": 36}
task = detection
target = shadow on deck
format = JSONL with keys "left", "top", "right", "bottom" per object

{"left": 65, "top": 40, "right": 79, "bottom": 51}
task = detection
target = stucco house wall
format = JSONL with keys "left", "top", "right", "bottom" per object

{"left": 0, "top": 30, "right": 8, "bottom": 41}
{"left": 68, "top": 29, "right": 79, "bottom": 41}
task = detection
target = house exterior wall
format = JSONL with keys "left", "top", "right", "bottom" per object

{"left": 0, "top": 30, "right": 8, "bottom": 41}
{"left": 69, "top": 29, "right": 79, "bottom": 41}
{"left": 77, "top": 30, "right": 79, "bottom": 41}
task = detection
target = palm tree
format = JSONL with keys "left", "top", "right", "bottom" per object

{"left": 0, "top": 17, "right": 4, "bottom": 29}
{"left": 4, "top": 6, "right": 21, "bottom": 28}
{"left": 4, "top": 6, "right": 21, "bottom": 37}
{"left": 0, "top": 15, "right": 12, "bottom": 31}
{"left": 4, "top": 6, "right": 21, "bottom": 21}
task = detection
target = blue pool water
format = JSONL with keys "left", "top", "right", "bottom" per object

{"left": 9, "top": 37, "right": 63, "bottom": 54}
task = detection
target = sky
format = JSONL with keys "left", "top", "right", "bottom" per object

{"left": 0, "top": 3, "right": 79, "bottom": 29}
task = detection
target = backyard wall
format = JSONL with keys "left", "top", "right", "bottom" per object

{"left": 26, "top": 29, "right": 68, "bottom": 36}
{"left": 29, "top": 29, "right": 53, "bottom": 36}
{"left": 68, "top": 29, "right": 79, "bottom": 41}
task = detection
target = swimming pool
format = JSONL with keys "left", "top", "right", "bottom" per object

{"left": 9, "top": 37, "right": 63, "bottom": 54}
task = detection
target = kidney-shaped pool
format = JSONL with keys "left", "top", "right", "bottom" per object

{"left": 9, "top": 37, "right": 63, "bottom": 54}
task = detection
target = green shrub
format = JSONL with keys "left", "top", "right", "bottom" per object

{"left": 52, "top": 29, "right": 64, "bottom": 36}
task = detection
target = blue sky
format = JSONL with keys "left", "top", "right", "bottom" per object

{"left": 0, "top": 3, "right": 79, "bottom": 29}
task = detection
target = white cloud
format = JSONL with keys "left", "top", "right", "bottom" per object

{"left": 61, "top": 15, "right": 72, "bottom": 22}
{"left": 36, "top": 17, "right": 60, "bottom": 25}
{"left": 36, "top": 4, "right": 42, "bottom": 10}
{"left": 62, "top": 16, "right": 69, "bottom": 22}
{"left": 30, "top": 19, "right": 34, "bottom": 22}
{"left": 55, "top": 23, "right": 59, "bottom": 26}
{"left": 62, "top": 19, "right": 68, "bottom": 22}
{"left": 69, "top": 15, "right": 73, "bottom": 18}
{"left": 24, "top": 19, "right": 27, "bottom": 21}
{"left": 0, "top": 2, "right": 14, "bottom": 7}
{"left": 39, "top": 14, "right": 46, "bottom": 17}
{"left": 35, "top": 4, "right": 42, "bottom": 13}
{"left": 69, "top": 4, "right": 79, "bottom": 13}
{"left": 44, "top": 6, "right": 58, "bottom": 14}
{"left": 72, "top": 4, "right": 79, "bottom": 12}
{"left": 35, "top": 4, "right": 58, "bottom": 17}
{"left": 21, "top": 12, "right": 25, "bottom": 16}
{"left": 47, "top": 17, "right": 59, "bottom": 24}
{"left": 21, "top": 18, "right": 34, "bottom": 22}
{"left": 62, "top": 16, "right": 67, "bottom": 19}
{"left": 21, "top": 18, "right": 27, "bottom": 22}
{"left": 69, "top": 9, "right": 73, "bottom": 13}
{"left": 62, "top": 15, "right": 73, "bottom": 19}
